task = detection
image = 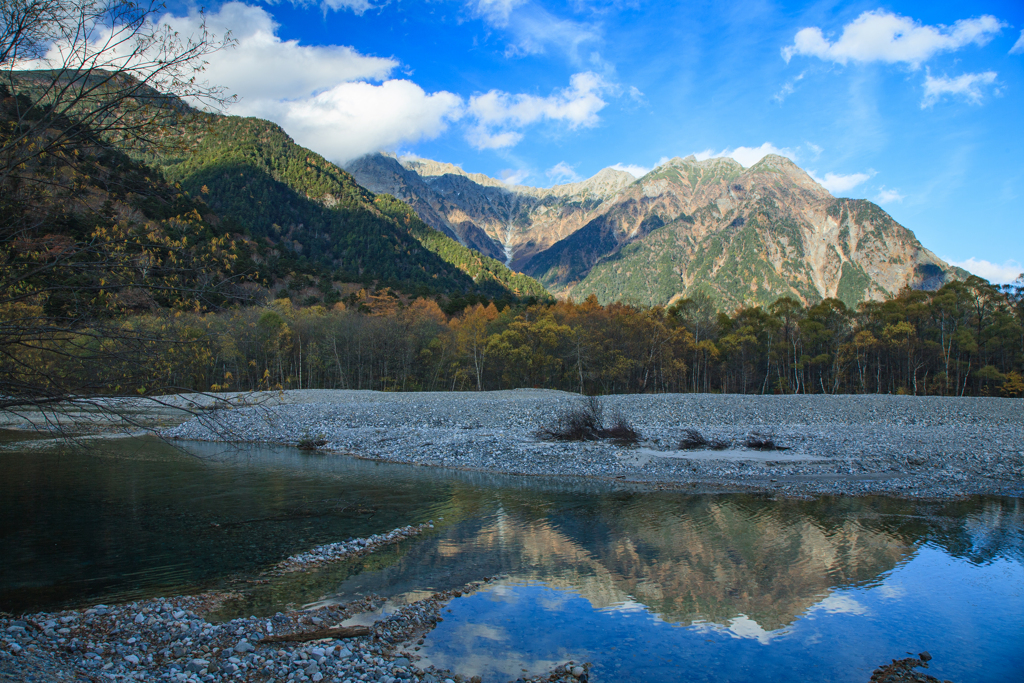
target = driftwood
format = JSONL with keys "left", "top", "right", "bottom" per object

{"left": 259, "top": 626, "right": 370, "bottom": 643}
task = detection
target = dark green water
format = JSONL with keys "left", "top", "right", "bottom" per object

{"left": 1, "top": 436, "right": 1022, "bottom": 682}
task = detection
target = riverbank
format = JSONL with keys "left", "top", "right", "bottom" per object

{"left": 0, "top": 525, "right": 588, "bottom": 683}
{"left": 155, "top": 389, "right": 1024, "bottom": 500}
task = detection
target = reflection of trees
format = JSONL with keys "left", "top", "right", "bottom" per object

{"left": 380, "top": 492, "right": 1024, "bottom": 634}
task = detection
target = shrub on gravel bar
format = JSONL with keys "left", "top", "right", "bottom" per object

{"left": 743, "top": 432, "right": 788, "bottom": 451}
{"left": 679, "top": 428, "right": 729, "bottom": 450}
{"left": 536, "top": 396, "right": 641, "bottom": 443}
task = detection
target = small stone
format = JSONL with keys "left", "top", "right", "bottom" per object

{"left": 124, "top": 654, "right": 140, "bottom": 666}
{"left": 235, "top": 640, "right": 255, "bottom": 653}
{"left": 572, "top": 666, "right": 585, "bottom": 678}
{"left": 186, "top": 658, "right": 209, "bottom": 673}
{"left": 919, "top": 651, "right": 932, "bottom": 662}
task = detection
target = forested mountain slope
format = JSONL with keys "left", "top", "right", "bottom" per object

{"left": 149, "top": 116, "right": 548, "bottom": 301}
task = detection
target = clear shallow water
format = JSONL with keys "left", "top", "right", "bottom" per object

{"left": 1, "top": 437, "right": 1022, "bottom": 682}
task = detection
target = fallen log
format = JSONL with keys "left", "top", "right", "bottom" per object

{"left": 259, "top": 625, "right": 371, "bottom": 643}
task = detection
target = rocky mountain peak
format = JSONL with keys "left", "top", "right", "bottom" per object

{"left": 545, "top": 167, "right": 636, "bottom": 198}
{"left": 745, "top": 154, "right": 830, "bottom": 197}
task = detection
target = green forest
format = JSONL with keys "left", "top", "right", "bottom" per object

{"left": 15, "top": 276, "right": 1022, "bottom": 399}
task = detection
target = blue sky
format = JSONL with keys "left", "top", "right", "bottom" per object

{"left": 158, "top": 1, "right": 1024, "bottom": 282}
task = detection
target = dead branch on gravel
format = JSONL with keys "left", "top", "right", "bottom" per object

{"left": 536, "top": 396, "right": 603, "bottom": 441}
{"left": 601, "top": 413, "right": 642, "bottom": 443}
{"left": 535, "top": 396, "right": 641, "bottom": 443}
{"left": 679, "top": 428, "right": 730, "bottom": 450}
{"left": 743, "top": 432, "right": 789, "bottom": 451}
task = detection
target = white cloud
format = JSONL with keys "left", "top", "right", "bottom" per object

{"left": 610, "top": 163, "right": 648, "bottom": 178}
{"left": 806, "top": 142, "right": 824, "bottom": 158}
{"left": 782, "top": 10, "right": 1005, "bottom": 68}
{"left": 163, "top": 4, "right": 396, "bottom": 103}
{"left": 250, "top": 80, "right": 463, "bottom": 163}
{"left": 921, "top": 70, "right": 998, "bottom": 107}
{"left": 465, "top": 71, "right": 610, "bottom": 150}
{"left": 154, "top": 4, "right": 461, "bottom": 164}
{"left": 947, "top": 258, "right": 1023, "bottom": 284}
{"left": 695, "top": 143, "right": 798, "bottom": 168}
{"left": 499, "top": 168, "right": 531, "bottom": 185}
{"left": 874, "top": 186, "right": 905, "bottom": 203}
{"left": 469, "top": 0, "right": 600, "bottom": 63}
{"left": 547, "top": 161, "right": 581, "bottom": 184}
{"left": 464, "top": 128, "right": 524, "bottom": 150}
{"left": 773, "top": 72, "right": 804, "bottom": 103}
{"left": 157, "top": 4, "right": 607, "bottom": 163}
{"left": 808, "top": 170, "right": 873, "bottom": 195}
{"left": 872, "top": 187, "right": 905, "bottom": 202}
{"left": 470, "top": 0, "right": 527, "bottom": 27}
{"left": 318, "top": 0, "right": 379, "bottom": 13}
{"left": 1012, "top": 30, "right": 1024, "bottom": 55}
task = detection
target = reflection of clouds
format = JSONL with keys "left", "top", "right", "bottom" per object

{"left": 727, "top": 615, "right": 792, "bottom": 644}
{"left": 688, "top": 614, "right": 794, "bottom": 645}
{"left": 600, "top": 599, "right": 648, "bottom": 614}
{"left": 875, "top": 584, "right": 905, "bottom": 600}
{"left": 484, "top": 584, "right": 521, "bottom": 602}
{"left": 456, "top": 622, "right": 507, "bottom": 642}
{"left": 537, "top": 591, "right": 574, "bottom": 612}
{"left": 813, "top": 594, "right": 869, "bottom": 616}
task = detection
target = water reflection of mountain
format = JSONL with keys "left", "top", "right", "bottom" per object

{"left": 451, "top": 498, "right": 909, "bottom": 631}
{"left": 326, "top": 492, "right": 1023, "bottom": 634}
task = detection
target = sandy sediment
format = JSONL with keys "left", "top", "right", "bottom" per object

{"left": 158, "top": 389, "right": 1024, "bottom": 500}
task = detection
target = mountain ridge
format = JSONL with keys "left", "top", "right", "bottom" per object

{"left": 347, "top": 152, "right": 967, "bottom": 310}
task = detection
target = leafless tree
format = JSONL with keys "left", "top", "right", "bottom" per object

{"left": 0, "top": 0, "right": 245, "bottom": 430}
{"left": 1, "top": 0, "right": 233, "bottom": 183}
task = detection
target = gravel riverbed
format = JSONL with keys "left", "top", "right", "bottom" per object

{"left": 160, "top": 389, "right": 1024, "bottom": 500}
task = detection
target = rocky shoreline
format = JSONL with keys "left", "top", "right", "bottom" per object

{"left": 161, "top": 389, "right": 1024, "bottom": 500}
{"left": 0, "top": 527, "right": 589, "bottom": 683}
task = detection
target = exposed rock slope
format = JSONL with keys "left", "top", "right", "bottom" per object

{"left": 347, "top": 153, "right": 965, "bottom": 309}
{"left": 346, "top": 153, "right": 634, "bottom": 267}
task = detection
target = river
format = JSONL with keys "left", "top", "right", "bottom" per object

{"left": 1, "top": 435, "right": 1021, "bottom": 682}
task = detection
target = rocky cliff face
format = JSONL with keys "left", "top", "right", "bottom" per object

{"left": 347, "top": 152, "right": 965, "bottom": 309}
{"left": 346, "top": 153, "right": 634, "bottom": 267}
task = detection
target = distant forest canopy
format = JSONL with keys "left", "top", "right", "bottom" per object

{"left": 17, "top": 277, "right": 1023, "bottom": 399}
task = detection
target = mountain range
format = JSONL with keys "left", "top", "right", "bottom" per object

{"left": 347, "top": 152, "right": 967, "bottom": 310}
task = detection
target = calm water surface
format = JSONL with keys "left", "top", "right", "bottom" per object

{"left": 1, "top": 436, "right": 1021, "bottom": 682}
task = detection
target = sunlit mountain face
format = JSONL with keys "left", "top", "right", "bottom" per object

{"left": 348, "top": 153, "right": 968, "bottom": 309}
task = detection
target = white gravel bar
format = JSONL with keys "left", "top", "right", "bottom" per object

{"left": 163, "top": 389, "right": 1024, "bottom": 500}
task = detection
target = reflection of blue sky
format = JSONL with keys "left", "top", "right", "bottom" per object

{"left": 423, "top": 545, "right": 1024, "bottom": 683}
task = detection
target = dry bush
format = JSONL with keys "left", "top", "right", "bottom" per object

{"left": 536, "top": 396, "right": 641, "bottom": 443}
{"left": 743, "top": 432, "right": 788, "bottom": 451}
{"left": 679, "top": 428, "right": 729, "bottom": 450}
